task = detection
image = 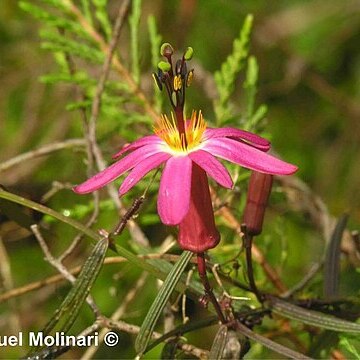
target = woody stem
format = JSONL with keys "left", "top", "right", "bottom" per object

{"left": 197, "top": 252, "right": 227, "bottom": 324}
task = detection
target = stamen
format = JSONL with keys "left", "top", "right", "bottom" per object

{"left": 186, "top": 69, "right": 194, "bottom": 87}
{"left": 154, "top": 111, "right": 206, "bottom": 153}
{"left": 174, "top": 75, "right": 182, "bottom": 91}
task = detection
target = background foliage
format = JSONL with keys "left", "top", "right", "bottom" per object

{"left": 0, "top": 0, "right": 360, "bottom": 359}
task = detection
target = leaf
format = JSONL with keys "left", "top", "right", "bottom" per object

{"left": 236, "top": 322, "right": 312, "bottom": 359}
{"left": 269, "top": 297, "right": 360, "bottom": 333}
{"left": 39, "top": 30, "right": 104, "bottom": 63}
{"left": 339, "top": 336, "right": 360, "bottom": 359}
{"left": 209, "top": 325, "right": 228, "bottom": 360}
{"left": 27, "top": 237, "right": 108, "bottom": 356}
{"left": 129, "top": 0, "right": 142, "bottom": 84}
{"left": 324, "top": 214, "right": 348, "bottom": 298}
{"left": 214, "top": 14, "right": 253, "bottom": 124}
{"left": 93, "top": 0, "right": 112, "bottom": 40}
{"left": 147, "top": 15, "right": 163, "bottom": 113}
{"left": 244, "top": 56, "right": 258, "bottom": 121}
{"left": 135, "top": 251, "right": 193, "bottom": 355}
{"left": 19, "top": 1, "right": 88, "bottom": 36}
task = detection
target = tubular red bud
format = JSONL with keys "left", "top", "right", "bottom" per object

{"left": 243, "top": 171, "right": 273, "bottom": 236}
{"left": 178, "top": 164, "right": 220, "bottom": 252}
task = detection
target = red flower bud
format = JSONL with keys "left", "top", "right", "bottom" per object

{"left": 178, "top": 164, "right": 220, "bottom": 252}
{"left": 243, "top": 171, "right": 273, "bottom": 236}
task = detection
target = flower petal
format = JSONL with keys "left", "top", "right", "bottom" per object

{"left": 189, "top": 150, "right": 233, "bottom": 189}
{"left": 74, "top": 144, "right": 162, "bottom": 194}
{"left": 203, "top": 137, "right": 298, "bottom": 175}
{"left": 157, "top": 156, "right": 192, "bottom": 225}
{"left": 205, "top": 127, "right": 270, "bottom": 151}
{"left": 119, "top": 152, "right": 171, "bottom": 195}
{"left": 112, "top": 135, "right": 162, "bottom": 159}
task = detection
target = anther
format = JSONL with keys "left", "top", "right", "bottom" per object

{"left": 160, "top": 42, "right": 174, "bottom": 57}
{"left": 184, "top": 46, "right": 194, "bottom": 60}
{"left": 175, "top": 59, "right": 183, "bottom": 75}
{"left": 173, "top": 75, "right": 182, "bottom": 91}
{"left": 158, "top": 60, "right": 171, "bottom": 72}
{"left": 186, "top": 69, "right": 194, "bottom": 87}
{"left": 152, "top": 73, "right": 163, "bottom": 90}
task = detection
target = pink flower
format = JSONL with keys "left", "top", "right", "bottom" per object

{"left": 74, "top": 43, "right": 298, "bottom": 253}
{"left": 74, "top": 111, "right": 297, "bottom": 229}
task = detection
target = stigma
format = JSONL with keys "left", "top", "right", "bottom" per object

{"left": 154, "top": 111, "right": 206, "bottom": 153}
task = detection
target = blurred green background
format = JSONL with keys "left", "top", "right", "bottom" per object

{"left": 1, "top": 0, "right": 360, "bottom": 358}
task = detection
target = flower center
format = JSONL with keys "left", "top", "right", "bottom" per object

{"left": 154, "top": 110, "right": 206, "bottom": 152}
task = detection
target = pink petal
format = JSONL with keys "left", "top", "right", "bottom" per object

{"left": 157, "top": 156, "right": 192, "bottom": 225}
{"left": 189, "top": 150, "right": 233, "bottom": 189}
{"left": 203, "top": 137, "right": 298, "bottom": 175}
{"left": 112, "top": 135, "right": 162, "bottom": 159}
{"left": 205, "top": 127, "right": 270, "bottom": 151}
{"left": 119, "top": 152, "right": 171, "bottom": 195}
{"left": 73, "top": 144, "right": 162, "bottom": 194}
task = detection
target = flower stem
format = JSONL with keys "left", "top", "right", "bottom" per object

{"left": 196, "top": 252, "right": 227, "bottom": 324}
{"left": 241, "top": 225, "right": 263, "bottom": 303}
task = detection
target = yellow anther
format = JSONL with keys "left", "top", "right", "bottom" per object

{"left": 186, "top": 70, "right": 194, "bottom": 87}
{"left": 173, "top": 75, "right": 182, "bottom": 91}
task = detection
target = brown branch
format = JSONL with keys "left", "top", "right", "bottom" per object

{"left": 0, "top": 139, "right": 86, "bottom": 172}
{"left": 31, "top": 224, "right": 100, "bottom": 316}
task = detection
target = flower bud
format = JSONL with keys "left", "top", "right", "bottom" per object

{"left": 243, "top": 171, "right": 273, "bottom": 236}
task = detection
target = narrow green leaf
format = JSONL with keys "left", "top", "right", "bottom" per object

{"left": 135, "top": 251, "right": 193, "bottom": 355}
{"left": 339, "top": 336, "right": 360, "bottom": 359}
{"left": 236, "top": 322, "right": 312, "bottom": 359}
{"left": 244, "top": 56, "right": 258, "bottom": 121}
{"left": 214, "top": 14, "right": 253, "bottom": 125}
{"left": 92, "top": 0, "right": 112, "bottom": 40}
{"left": 81, "top": 0, "right": 93, "bottom": 26}
{"left": 39, "top": 30, "right": 104, "bottom": 63}
{"left": 269, "top": 297, "right": 360, "bottom": 333}
{"left": 209, "top": 325, "right": 228, "bottom": 360}
{"left": 147, "top": 15, "right": 163, "bottom": 112}
{"left": 19, "top": 1, "right": 88, "bottom": 36}
{"left": 129, "top": 0, "right": 142, "bottom": 84}
{"left": 246, "top": 104, "right": 267, "bottom": 131}
{"left": 28, "top": 237, "right": 108, "bottom": 355}
{"left": 324, "top": 214, "right": 348, "bottom": 298}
